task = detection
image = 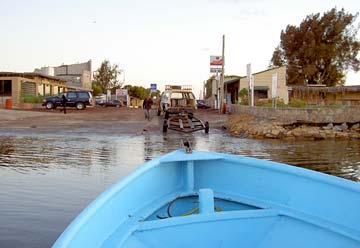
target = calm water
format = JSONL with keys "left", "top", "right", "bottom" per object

{"left": 0, "top": 130, "right": 359, "bottom": 248}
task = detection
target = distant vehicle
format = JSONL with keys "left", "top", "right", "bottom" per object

{"left": 196, "top": 100, "right": 211, "bottom": 109}
{"left": 157, "top": 85, "right": 197, "bottom": 116}
{"left": 99, "top": 99, "right": 123, "bottom": 108}
{"left": 42, "top": 91, "right": 93, "bottom": 110}
{"left": 95, "top": 95, "right": 106, "bottom": 105}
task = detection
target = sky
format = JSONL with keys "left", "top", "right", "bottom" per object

{"left": 1, "top": 0, "right": 360, "bottom": 97}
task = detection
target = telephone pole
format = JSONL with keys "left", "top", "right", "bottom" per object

{"left": 220, "top": 35, "right": 225, "bottom": 114}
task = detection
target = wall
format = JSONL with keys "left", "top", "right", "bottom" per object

{"left": 53, "top": 61, "right": 92, "bottom": 90}
{"left": 239, "top": 66, "right": 288, "bottom": 104}
{"left": 0, "top": 75, "right": 67, "bottom": 109}
{"left": 231, "top": 104, "right": 360, "bottom": 124}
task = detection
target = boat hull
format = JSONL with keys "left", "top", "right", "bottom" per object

{"left": 53, "top": 150, "right": 360, "bottom": 247}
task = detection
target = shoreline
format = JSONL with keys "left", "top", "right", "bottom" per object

{"left": 228, "top": 114, "right": 360, "bottom": 140}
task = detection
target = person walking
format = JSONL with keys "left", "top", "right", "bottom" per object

{"left": 143, "top": 95, "right": 153, "bottom": 121}
{"left": 61, "top": 94, "right": 68, "bottom": 114}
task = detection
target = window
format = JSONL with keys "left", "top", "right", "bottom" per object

{"left": 67, "top": 92, "right": 77, "bottom": 99}
{"left": 45, "top": 84, "right": 51, "bottom": 96}
{"left": 38, "top": 84, "right": 44, "bottom": 96}
{"left": 0, "top": 80, "right": 12, "bottom": 96}
{"left": 171, "top": 92, "right": 183, "bottom": 99}
{"left": 254, "top": 90, "right": 268, "bottom": 99}
{"left": 78, "top": 92, "right": 89, "bottom": 98}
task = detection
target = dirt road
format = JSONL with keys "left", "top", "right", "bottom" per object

{"left": 0, "top": 107, "right": 228, "bottom": 136}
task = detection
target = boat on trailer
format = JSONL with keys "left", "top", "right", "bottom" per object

{"left": 53, "top": 149, "right": 360, "bottom": 247}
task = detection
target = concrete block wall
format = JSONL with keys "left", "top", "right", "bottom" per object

{"left": 231, "top": 104, "right": 360, "bottom": 124}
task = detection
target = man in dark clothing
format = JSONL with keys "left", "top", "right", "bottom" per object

{"left": 61, "top": 94, "right": 68, "bottom": 114}
{"left": 143, "top": 95, "right": 153, "bottom": 121}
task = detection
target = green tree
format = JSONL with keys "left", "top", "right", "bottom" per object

{"left": 205, "top": 75, "right": 215, "bottom": 99}
{"left": 270, "top": 8, "right": 360, "bottom": 86}
{"left": 123, "top": 85, "right": 149, "bottom": 100}
{"left": 91, "top": 84, "right": 103, "bottom": 96}
{"left": 93, "top": 60, "right": 122, "bottom": 92}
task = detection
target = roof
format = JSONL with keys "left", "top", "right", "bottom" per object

{"left": 224, "top": 78, "right": 239, "bottom": 85}
{"left": 252, "top": 66, "right": 286, "bottom": 76}
{"left": 0, "top": 72, "right": 66, "bottom": 82}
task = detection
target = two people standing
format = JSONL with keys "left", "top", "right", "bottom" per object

{"left": 143, "top": 95, "right": 153, "bottom": 121}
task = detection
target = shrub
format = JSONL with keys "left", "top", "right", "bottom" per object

{"left": 289, "top": 98, "right": 307, "bottom": 108}
{"left": 22, "top": 95, "right": 43, "bottom": 103}
{"left": 239, "top": 88, "right": 249, "bottom": 105}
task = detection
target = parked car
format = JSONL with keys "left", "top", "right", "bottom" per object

{"left": 98, "top": 99, "right": 123, "bottom": 107}
{"left": 42, "top": 91, "right": 93, "bottom": 110}
{"left": 157, "top": 85, "right": 197, "bottom": 116}
{"left": 95, "top": 95, "right": 106, "bottom": 105}
{"left": 196, "top": 100, "right": 211, "bottom": 109}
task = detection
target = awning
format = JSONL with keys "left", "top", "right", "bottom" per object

{"left": 224, "top": 78, "right": 239, "bottom": 85}
{"left": 254, "top": 86, "right": 269, "bottom": 91}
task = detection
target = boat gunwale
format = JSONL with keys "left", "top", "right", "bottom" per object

{"left": 53, "top": 149, "right": 360, "bottom": 247}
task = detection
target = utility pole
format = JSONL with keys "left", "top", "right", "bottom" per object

{"left": 220, "top": 35, "right": 225, "bottom": 114}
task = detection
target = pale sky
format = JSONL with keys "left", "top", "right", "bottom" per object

{"left": 1, "top": 0, "right": 359, "bottom": 97}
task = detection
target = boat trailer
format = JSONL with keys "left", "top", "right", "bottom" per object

{"left": 162, "top": 112, "right": 209, "bottom": 134}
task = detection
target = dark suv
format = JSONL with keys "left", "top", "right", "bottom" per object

{"left": 42, "top": 91, "right": 93, "bottom": 110}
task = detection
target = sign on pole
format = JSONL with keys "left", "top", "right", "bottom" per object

{"left": 246, "top": 63, "right": 254, "bottom": 107}
{"left": 272, "top": 73, "right": 278, "bottom": 108}
{"left": 116, "top": 89, "right": 128, "bottom": 96}
{"left": 246, "top": 63, "right": 251, "bottom": 81}
{"left": 150, "top": 83, "right": 157, "bottom": 93}
{"left": 272, "top": 73, "right": 278, "bottom": 98}
{"left": 210, "top": 56, "right": 223, "bottom": 66}
{"left": 210, "top": 68, "right": 222, "bottom": 73}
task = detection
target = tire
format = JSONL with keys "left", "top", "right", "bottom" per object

{"left": 188, "top": 112, "right": 194, "bottom": 120}
{"left": 205, "top": 121, "right": 209, "bottom": 134}
{"left": 75, "top": 102, "right": 85, "bottom": 110}
{"left": 46, "top": 102, "right": 54, "bottom": 110}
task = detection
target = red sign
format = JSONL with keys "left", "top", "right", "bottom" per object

{"left": 210, "top": 56, "right": 223, "bottom": 66}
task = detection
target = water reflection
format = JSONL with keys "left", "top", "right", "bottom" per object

{"left": 0, "top": 132, "right": 359, "bottom": 248}
{"left": 0, "top": 133, "right": 359, "bottom": 181}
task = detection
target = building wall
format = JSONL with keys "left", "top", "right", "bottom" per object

{"left": 35, "top": 61, "right": 92, "bottom": 90}
{"left": 54, "top": 60, "right": 91, "bottom": 76}
{"left": 239, "top": 66, "right": 288, "bottom": 104}
{"left": 0, "top": 75, "right": 67, "bottom": 108}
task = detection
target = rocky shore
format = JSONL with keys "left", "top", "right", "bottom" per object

{"left": 228, "top": 114, "right": 360, "bottom": 140}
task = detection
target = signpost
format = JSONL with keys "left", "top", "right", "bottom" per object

{"left": 150, "top": 83, "right": 157, "bottom": 93}
{"left": 272, "top": 73, "right": 278, "bottom": 108}
{"left": 209, "top": 35, "right": 225, "bottom": 113}
{"left": 210, "top": 55, "right": 223, "bottom": 110}
{"left": 247, "top": 63, "right": 254, "bottom": 107}
{"left": 210, "top": 56, "right": 223, "bottom": 66}
{"left": 210, "top": 68, "right": 222, "bottom": 73}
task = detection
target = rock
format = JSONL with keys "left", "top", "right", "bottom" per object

{"left": 351, "top": 123, "right": 360, "bottom": 130}
{"left": 322, "top": 123, "right": 333, "bottom": 130}
{"left": 335, "top": 132, "right": 349, "bottom": 139}
{"left": 340, "top": 123, "right": 348, "bottom": 131}
{"left": 333, "top": 125, "right": 343, "bottom": 132}
{"left": 270, "top": 129, "right": 280, "bottom": 137}
{"left": 349, "top": 132, "right": 360, "bottom": 139}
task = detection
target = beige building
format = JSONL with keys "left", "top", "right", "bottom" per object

{"left": 208, "top": 65, "right": 360, "bottom": 107}
{"left": 34, "top": 60, "right": 92, "bottom": 90}
{"left": 238, "top": 66, "right": 288, "bottom": 104}
{"left": 0, "top": 72, "right": 68, "bottom": 108}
